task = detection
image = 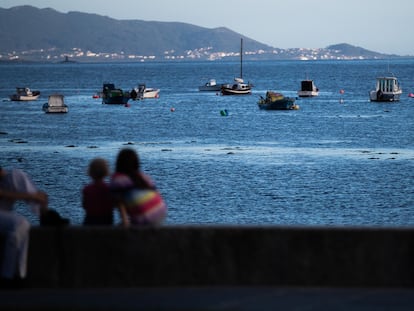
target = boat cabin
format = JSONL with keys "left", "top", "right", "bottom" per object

{"left": 298, "top": 80, "right": 319, "bottom": 97}
{"left": 375, "top": 77, "right": 400, "bottom": 93}
{"left": 370, "top": 76, "right": 402, "bottom": 102}
{"left": 42, "top": 94, "right": 68, "bottom": 113}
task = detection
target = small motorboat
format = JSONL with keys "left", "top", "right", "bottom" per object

{"left": 198, "top": 79, "right": 223, "bottom": 92}
{"left": 42, "top": 94, "right": 68, "bottom": 113}
{"left": 258, "top": 91, "right": 298, "bottom": 110}
{"left": 369, "top": 76, "right": 402, "bottom": 102}
{"left": 297, "top": 80, "right": 319, "bottom": 97}
{"left": 9, "top": 87, "right": 40, "bottom": 101}
{"left": 130, "top": 84, "right": 160, "bottom": 100}
{"left": 143, "top": 88, "right": 160, "bottom": 99}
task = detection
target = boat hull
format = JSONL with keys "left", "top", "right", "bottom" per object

{"left": 369, "top": 90, "right": 402, "bottom": 102}
{"left": 102, "top": 96, "right": 130, "bottom": 105}
{"left": 297, "top": 90, "right": 319, "bottom": 97}
{"left": 221, "top": 88, "right": 251, "bottom": 95}
{"left": 143, "top": 89, "right": 160, "bottom": 99}
{"left": 199, "top": 79, "right": 222, "bottom": 92}
{"left": 42, "top": 104, "right": 68, "bottom": 113}
{"left": 199, "top": 85, "right": 222, "bottom": 92}
{"left": 258, "top": 98, "right": 297, "bottom": 110}
{"left": 10, "top": 94, "right": 40, "bottom": 101}
{"left": 258, "top": 91, "right": 297, "bottom": 110}
{"left": 221, "top": 82, "right": 252, "bottom": 95}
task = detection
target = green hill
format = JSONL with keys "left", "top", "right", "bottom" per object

{"left": 0, "top": 6, "right": 403, "bottom": 62}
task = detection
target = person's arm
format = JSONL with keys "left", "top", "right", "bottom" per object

{"left": 117, "top": 203, "right": 130, "bottom": 228}
{"left": 0, "top": 189, "right": 48, "bottom": 213}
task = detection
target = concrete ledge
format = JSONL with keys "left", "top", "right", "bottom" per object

{"left": 25, "top": 226, "right": 414, "bottom": 288}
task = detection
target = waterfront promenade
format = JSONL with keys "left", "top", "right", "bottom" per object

{"left": 1, "top": 225, "right": 414, "bottom": 310}
{"left": 1, "top": 286, "right": 414, "bottom": 310}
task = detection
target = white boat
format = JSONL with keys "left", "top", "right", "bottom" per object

{"left": 369, "top": 76, "right": 402, "bottom": 102}
{"left": 9, "top": 87, "right": 40, "bottom": 101}
{"left": 142, "top": 87, "right": 160, "bottom": 99}
{"left": 198, "top": 79, "right": 222, "bottom": 92}
{"left": 131, "top": 84, "right": 160, "bottom": 99}
{"left": 297, "top": 80, "right": 319, "bottom": 97}
{"left": 221, "top": 38, "right": 252, "bottom": 96}
{"left": 42, "top": 94, "right": 68, "bottom": 113}
{"left": 221, "top": 78, "right": 252, "bottom": 95}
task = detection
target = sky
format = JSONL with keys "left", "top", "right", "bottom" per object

{"left": 1, "top": 0, "right": 413, "bottom": 56}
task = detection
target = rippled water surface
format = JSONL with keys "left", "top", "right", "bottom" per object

{"left": 1, "top": 60, "right": 413, "bottom": 226}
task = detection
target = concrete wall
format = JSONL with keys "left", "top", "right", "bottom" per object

{"left": 25, "top": 226, "right": 414, "bottom": 288}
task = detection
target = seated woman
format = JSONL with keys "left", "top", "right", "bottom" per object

{"left": 110, "top": 148, "right": 167, "bottom": 226}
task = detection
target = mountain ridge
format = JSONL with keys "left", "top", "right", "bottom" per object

{"left": 0, "top": 5, "right": 405, "bottom": 62}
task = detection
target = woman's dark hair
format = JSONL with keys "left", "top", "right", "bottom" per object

{"left": 115, "top": 148, "right": 152, "bottom": 189}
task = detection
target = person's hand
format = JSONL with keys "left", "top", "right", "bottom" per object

{"left": 118, "top": 203, "right": 130, "bottom": 228}
{"left": 33, "top": 191, "right": 48, "bottom": 213}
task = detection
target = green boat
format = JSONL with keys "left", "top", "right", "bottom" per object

{"left": 258, "top": 91, "right": 299, "bottom": 110}
{"left": 101, "top": 83, "right": 130, "bottom": 105}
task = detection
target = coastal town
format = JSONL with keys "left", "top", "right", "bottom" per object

{"left": 0, "top": 45, "right": 392, "bottom": 62}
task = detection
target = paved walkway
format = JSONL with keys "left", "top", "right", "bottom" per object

{"left": 0, "top": 287, "right": 414, "bottom": 310}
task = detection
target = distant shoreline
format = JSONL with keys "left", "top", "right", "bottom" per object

{"left": 1, "top": 56, "right": 414, "bottom": 65}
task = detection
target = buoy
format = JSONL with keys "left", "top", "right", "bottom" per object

{"left": 170, "top": 107, "right": 175, "bottom": 112}
{"left": 339, "top": 89, "right": 345, "bottom": 94}
{"left": 408, "top": 93, "right": 414, "bottom": 98}
{"left": 220, "top": 109, "right": 229, "bottom": 116}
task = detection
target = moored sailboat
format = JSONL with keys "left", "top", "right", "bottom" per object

{"left": 221, "top": 38, "right": 252, "bottom": 95}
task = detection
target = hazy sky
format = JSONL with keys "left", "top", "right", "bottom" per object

{"left": 1, "top": 0, "right": 413, "bottom": 55}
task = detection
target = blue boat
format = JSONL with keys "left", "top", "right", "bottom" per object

{"left": 258, "top": 91, "right": 298, "bottom": 110}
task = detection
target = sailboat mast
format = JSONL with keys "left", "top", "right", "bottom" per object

{"left": 240, "top": 38, "right": 243, "bottom": 79}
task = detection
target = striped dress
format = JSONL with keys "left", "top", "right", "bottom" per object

{"left": 110, "top": 172, "right": 167, "bottom": 225}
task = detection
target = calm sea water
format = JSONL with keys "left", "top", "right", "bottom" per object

{"left": 1, "top": 60, "right": 413, "bottom": 226}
